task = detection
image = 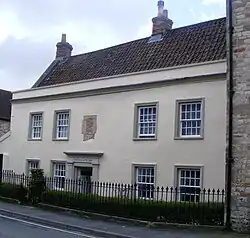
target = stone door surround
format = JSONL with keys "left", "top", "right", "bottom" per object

{"left": 64, "top": 151, "right": 103, "bottom": 181}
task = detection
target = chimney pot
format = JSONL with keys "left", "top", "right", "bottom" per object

{"left": 61, "top": 33, "right": 67, "bottom": 43}
{"left": 152, "top": 0, "right": 173, "bottom": 35}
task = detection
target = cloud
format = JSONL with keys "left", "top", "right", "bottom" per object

{"left": 0, "top": 0, "right": 226, "bottom": 91}
{"left": 202, "top": 0, "right": 225, "bottom": 6}
{"left": 0, "top": 36, "right": 55, "bottom": 91}
{"left": 0, "top": 0, "right": 155, "bottom": 91}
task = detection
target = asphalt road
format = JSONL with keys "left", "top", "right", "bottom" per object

{"left": 0, "top": 216, "right": 101, "bottom": 238}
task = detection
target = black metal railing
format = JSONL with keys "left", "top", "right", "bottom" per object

{"left": 0, "top": 171, "right": 225, "bottom": 226}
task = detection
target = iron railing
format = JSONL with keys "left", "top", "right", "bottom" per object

{"left": 0, "top": 171, "right": 225, "bottom": 226}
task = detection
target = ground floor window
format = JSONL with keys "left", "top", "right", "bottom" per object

{"left": 135, "top": 166, "right": 155, "bottom": 199}
{"left": 53, "top": 163, "right": 66, "bottom": 190}
{"left": 178, "top": 168, "right": 201, "bottom": 202}
{"left": 27, "top": 160, "right": 40, "bottom": 176}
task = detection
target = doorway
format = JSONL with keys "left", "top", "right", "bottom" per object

{"left": 75, "top": 167, "right": 93, "bottom": 194}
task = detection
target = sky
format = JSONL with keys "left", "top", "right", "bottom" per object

{"left": 0, "top": 0, "right": 226, "bottom": 92}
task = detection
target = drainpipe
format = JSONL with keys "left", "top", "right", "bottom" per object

{"left": 226, "top": 0, "right": 233, "bottom": 230}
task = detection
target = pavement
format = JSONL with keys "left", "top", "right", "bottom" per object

{"left": 0, "top": 216, "right": 99, "bottom": 238}
{"left": 0, "top": 201, "right": 248, "bottom": 238}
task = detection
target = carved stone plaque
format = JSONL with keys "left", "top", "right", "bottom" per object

{"left": 82, "top": 115, "right": 97, "bottom": 141}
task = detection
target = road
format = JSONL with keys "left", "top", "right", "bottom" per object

{"left": 0, "top": 215, "right": 101, "bottom": 238}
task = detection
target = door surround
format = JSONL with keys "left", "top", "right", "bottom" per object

{"left": 64, "top": 151, "right": 103, "bottom": 181}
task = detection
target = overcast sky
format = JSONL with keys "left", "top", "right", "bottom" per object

{"left": 0, "top": 0, "right": 226, "bottom": 91}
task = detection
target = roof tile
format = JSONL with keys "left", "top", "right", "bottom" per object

{"left": 0, "top": 89, "right": 12, "bottom": 121}
{"left": 37, "top": 17, "right": 226, "bottom": 88}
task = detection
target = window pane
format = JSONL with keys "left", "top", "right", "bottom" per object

{"left": 181, "top": 128, "right": 186, "bottom": 136}
{"left": 196, "top": 179, "right": 200, "bottom": 186}
{"left": 180, "top": 178, "right": 184, "bottom": 185}
{"left": 192, "top": 104, "right": 196, "bottom": 111}
{"left": 191, "top": 112, "right": 196, "bottom": 119}
{"left": 181, "top": 170, "right": 185, "bottom": 177}
{"left": 197, "top": 128, "right": 201, "bottom": 136}
{"left": 197, "top": 103, "right": 201, "bottom": 111}
{"left": 192, "top": 128, "right": 196, "bottom": 135}
{"left": 181, "top": 104, "right": 186, "bottom": 111}
{"left": 181, "top": 121, "right": 186, "bottom": 128}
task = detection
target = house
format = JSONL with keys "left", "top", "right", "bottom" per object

{"left": 0, "top": 89, "right": 12, "bottom": 138}
{"left": 0, "top": 89, "right": 12, "bottom": 172}
{"left": 0, "top": 1, "right": 227, "bottom": 200}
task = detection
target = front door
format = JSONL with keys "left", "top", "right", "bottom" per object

{"left": 76, "top": 167, "right": 93, "bottom": 194}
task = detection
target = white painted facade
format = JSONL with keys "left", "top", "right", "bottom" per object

{"left": 0, "top": 60, "right": 227, "bottom": 190}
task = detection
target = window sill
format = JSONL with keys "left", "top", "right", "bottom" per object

{"left": 174, "top": 136, "right": 204, "bottom": 141}
{"left": 52, "top": 138, "right": 69, "bottom": 141}
{"left": 28, "top": 138, "right": 42, "bottom": 141}
{"left": 133, "top": 137, "right": 157, "bottom": 141}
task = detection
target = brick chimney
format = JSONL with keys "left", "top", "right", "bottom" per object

{"left": 56, "top": 34, "right": 73, "bottom": 59}
{"left": 152, "top": 0, "right": 173, "bottom": 35}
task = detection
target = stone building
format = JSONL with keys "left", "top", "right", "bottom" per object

{"left": 0, "top": 89, "right": 12, "bottom": 138}
{"left": 229, "top": 0, "right": 250, "bottom": 233}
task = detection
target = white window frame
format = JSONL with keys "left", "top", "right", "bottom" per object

{"left": 175, "top": 166, "right": 203, "bottom": 203}
{"left": 27, "top": 159, "right": 40, "bottom": 176}
{"left": 175, "top": 98, "right": 205, "bottom": 139}
{"left": 29, "top": 113, "right": 43, "bottom": 140}
{"left": 54, "top": 111, "right": 70, "bottom": 140}
{"left": 135, "top": 166, "right": 155, "bottom": 200}
{"left": 53, "top": 163, "right": 66, "bottom": 190}
{"left": 134, "top": 102, "right": 158, "bottom": 140}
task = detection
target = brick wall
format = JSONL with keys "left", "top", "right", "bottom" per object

{"left": 0, "top": 119, "right": 10, "bottom": 138}
{"left": 231, "top": 0, "right": 250, "bottom": 233}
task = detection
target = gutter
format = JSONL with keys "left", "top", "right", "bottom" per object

{"left": 226, "top": 0, "right": 233, "bottom": 230}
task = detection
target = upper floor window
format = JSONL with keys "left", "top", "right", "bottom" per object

{"left": 176, "top": 99, "right": 204, "bottom": 139}
{"left": 134, "top": 103, "right": 158, "bottom": 140}
{"left": 54, "top": 111, "right": 70, "bottom": 140}
{"left": 29, "top": 113, "right": 43, "bottom": 140}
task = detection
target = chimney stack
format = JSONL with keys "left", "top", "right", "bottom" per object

{"left": 56, "top": 34, "right": 73, "bottom": 59}
{"left": 152, "top": 0, "right": 173, "bottom": 35}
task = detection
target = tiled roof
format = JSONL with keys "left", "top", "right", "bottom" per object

{"left": 36, "top": 17, "right": 226, "bottom": 88}
{"left": 0, "top": 89, "right": 12, "bottom": 121}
